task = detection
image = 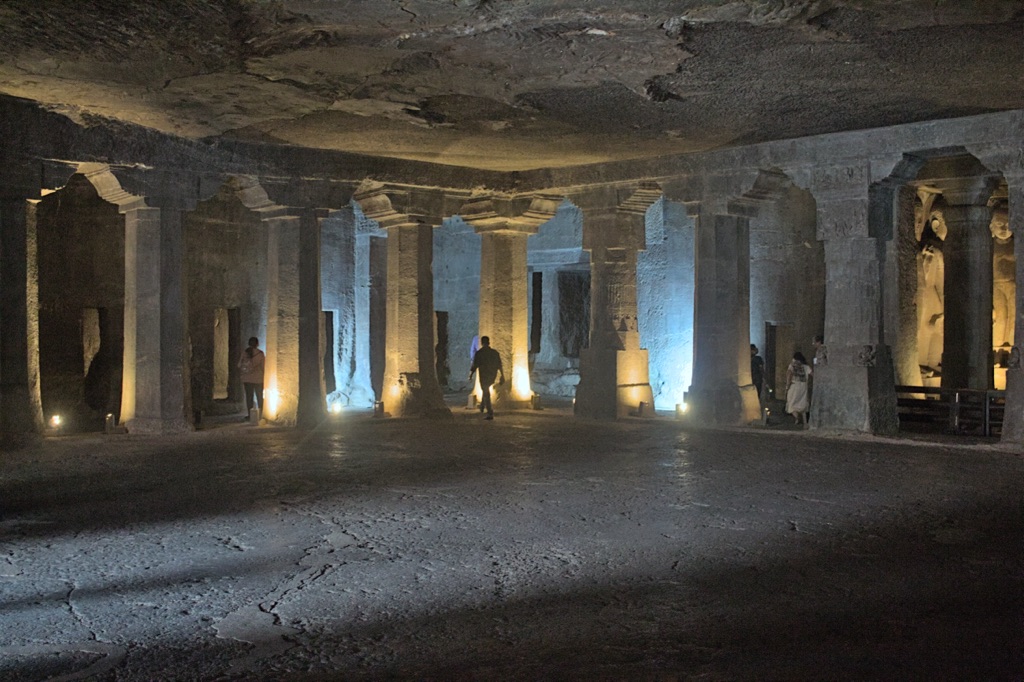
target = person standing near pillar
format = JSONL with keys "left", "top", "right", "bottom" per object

{"left": 239, "top": 336, "right": 266, "bottom": 420}
{"left": 786, "top": 351, "right": 812, "bottom": 427}
{"left": 750, "top": 344, "right": 765, "bottom": 399}
{"left": 469, "top": 336, "right": 505, "bottom": 420}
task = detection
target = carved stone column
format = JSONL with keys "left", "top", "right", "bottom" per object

{"left": 122, "top": 203, "right": 192, "bottom": 433}
{"left": 1000, "top": 175, "right": 1024, "bottom": 442}
{"left": 353, "top": 183, "right": 450, "bottom": 418}
{"left": 461, "top": 193, "right": 560, "bottom": 405}
{"left": 348, "top": 208, "right": 386, "bottom": 406}
{"left": 891, "top": 186, "right": 930, "bottom": 387}
{"left": 808, "top": 165, "right": 897, "bottom": 434}
{"left": 937, "top": 178, "right": 998, "bottom": 390}
{"left": 687, "top": 206, "right": 760, "bottom": 426}
{"left": 296, "top": 208, "right": 328, "bottom": 428}
{"left": 574, "top": 185, "right": 660, "bottom": 419}
{"left": 0, "top": 176, "right": 45, "bottom": 444}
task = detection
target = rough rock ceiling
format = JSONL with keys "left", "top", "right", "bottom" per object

{"left": 1, "top": 1, "right": 1022, "bottom": 171}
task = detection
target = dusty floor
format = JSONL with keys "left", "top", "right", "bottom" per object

{"left": 1, "top": 404, "right": 1021, "bottom": 681}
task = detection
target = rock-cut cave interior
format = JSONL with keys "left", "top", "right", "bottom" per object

{"left": 0, "top": 2, "right": 1022, "bottom": 680}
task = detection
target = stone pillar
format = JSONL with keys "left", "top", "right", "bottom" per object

{"left": 574, "top": 185, "right": 660, "bottom": 419}
{"left": 121, "top": 206, "right": 192, "bottom": 433}
{"left": 938, "top": 179, "right": 998, "bottom": 390}
{"left": 687, "top": 209, "right": 760, "bottom": 425}
{"left": 1000, "top": 176, "right": 1024, "bottom": 442}
{"left": 891, "top": 186, "right": 928, "bottom": 387}
{"left": 808, "top": 165, "right": 897, "bottom": 434}
{"left": 296, "top": 208, "right": 327, "bottom": 428}
{"left": 460, "top": 193, "right": 560, "bottom": 405}
{"left": 354, "top": 214, "right": 387, "bottom": 404}
{"left": 353, "top": 183, "right": 450, "bottom": 418}
{"left": 263, "top": 213, "right": 301, "bottom": 426}
{"left": 0, "top": 190, "right": 45, "bottom": 444}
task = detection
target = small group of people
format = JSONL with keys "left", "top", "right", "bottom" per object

{"left": 234, "top": 334, "right": 508, "bottom": 423}
{"left": 751, "top": 334, "right": 826, "bottom": 429}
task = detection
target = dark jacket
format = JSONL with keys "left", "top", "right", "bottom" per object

{"left": 471, "top": 346, "right": 503, "bottom": 384}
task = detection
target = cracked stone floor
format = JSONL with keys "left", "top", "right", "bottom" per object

{"left": 1, "top": 405, "right": 1021, "bottom": 680}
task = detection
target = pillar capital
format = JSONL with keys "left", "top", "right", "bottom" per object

{"left": 460, "top": 192, "right": 562, "bottom": 235}
{"left": 809, "top": 162, "right": 871, "bottom": 200}
{"left": 352, "top": 181, "right": 448, "bottom": 229}
{"left": 932, "top": 176, "right": 1000, "bottom": 206}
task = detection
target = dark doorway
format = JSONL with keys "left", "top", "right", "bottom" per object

{"left": 436, "top": 311, "right": 451, "bottom": 389}
{"left": 82, "top": 307, "right": 124, "bottom": 426}
{"left": 558, "top": 270, "right": 590, "bottom": 358}
{"left": 764, "top": 321, "right": 794, "bottom": 396}
{"left": 369, "top": 237, "right": 387, "bottom": 401}
{"left": 530, "top": 271, "right": 543, "bottom": 357}
{"left": 322, "top": 311, "right": 337, "bottom": 395}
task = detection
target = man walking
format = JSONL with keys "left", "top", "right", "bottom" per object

{"left": 469, "top": 335, "right": 505, "bottom": 420}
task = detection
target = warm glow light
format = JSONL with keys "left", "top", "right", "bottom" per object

{"left": 265, "top": 389, "right": 280, "bottom": 418}
{"left": 329, "top": 402, "right": 342, "bottom": 415}
{"left": 49, "top": 415, "right": 62, "bottom": 428}
{"left": 675, "top": 402, "right": 688, "bottom": 417}
{"left": 511, "top": 363, "right": 532, "bottom": 401}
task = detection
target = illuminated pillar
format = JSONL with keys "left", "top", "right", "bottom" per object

{"left": 263, "top": 213, "right": 301, "bottom": 425}
{"left": 939, "top": 179, "right": 998, "bottom": 390}
{"left": 296, "top": 208, "right": 327, "bottom": 428}
{"left": 0, "top": 192, "right": 45, "bottom": 443}
{"left": 461, "top": 193, "right": 560, "bottom": 405}
{"left": 687, "top": 209, "right": 760, "bottom": 425}
{"left": 353, "top": 183, "right": 451, "bottom": 418}
{"left": 574, "top": 185, "right": 660, "bottom": 419}
{"left": 122, "top": 205, "right": 192, "bottom": 433}
{"left": 807, "top": 165, "right": 897, "bottom": 434}
{"left": 1001, "top": 175, "right": 1024, "bottom": 442}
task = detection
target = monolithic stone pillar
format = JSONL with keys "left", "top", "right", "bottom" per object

{"left": 808, "top": 165, "right": 897, "bottom": 435}
{"left": 1000, "top": 176, "right": 1024, "bottom": 442}
{"left": 122, "top": 206, "right": 191, "bottom": 433}
{"left": 686, "top": 209, "right": 760, "bottom": 425}
{"left": 461, "top": 193, "right": 560, "bottom": 405}
{"left": 263, "top": 213, "right": 301, "bottom": 426}
{"left": 574, "top": 185, "right": 660, "bottom": 419}
{"left": 0, "top": 193, "right": 45, "bottom": 443}
{"left": 353, "top": 183, "right": 450, "bottom": 418}
{"left": 296, "top": 208, "right": 327, "bottom": 428}
{"left": 891, "top": 187, "right": 929, "bottom": 387}
{"left": 354, "top": 215, "right": 387, "bottom": 404}
{"left": 939, "top": 180, "right": 998, "bottom": 390}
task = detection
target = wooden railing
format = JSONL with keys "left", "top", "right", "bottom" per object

{"left": 894, "top": 385, "right": 1005, "bottom": 437}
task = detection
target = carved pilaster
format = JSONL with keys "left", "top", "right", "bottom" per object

{"left": 808, "top": 165, "right": 897, "bottom": 434}
{"left": 999, "top": 174, "right": 1024, "bottom": 442}
{"left": 352, "top": 182, "right": 450, "bottom": 418}
{"left": 461, "top": 192, "right": 561, "bottom": 405}
{"left": 575, "top": 183, "right": 661, "bottom": 419}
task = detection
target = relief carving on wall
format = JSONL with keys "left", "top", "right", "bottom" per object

{"left": 855, "top": 345, "right": 877, "bottom": 367}
{"left": 818, "top": 199, "right": 868, "bottom": 240}
{"left": 811, "top": 164, "right": 869, "bottom": 194}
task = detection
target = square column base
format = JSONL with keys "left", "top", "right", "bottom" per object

{"left": 382, "top": 372, "right": 452, "bottom": 419}
{"left": 575, "top": 348, "right": 655, "bottom": 419}
{"left": 685, "top": 383, "right": 761, "bottom": 426}
{"left": 810, "top": 345, "right": 898, "bottom": 434}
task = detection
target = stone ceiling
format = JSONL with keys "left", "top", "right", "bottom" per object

{"left": 1, "top": 1, "right": 1022, "bottom": 171}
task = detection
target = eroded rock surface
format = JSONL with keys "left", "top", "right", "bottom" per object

{"left": 1, "top": 1, "right": 1021, "bottom": 169}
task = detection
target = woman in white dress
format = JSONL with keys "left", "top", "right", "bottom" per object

{"left": 785, "top": 351, "right": 812, "bottom": 427}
